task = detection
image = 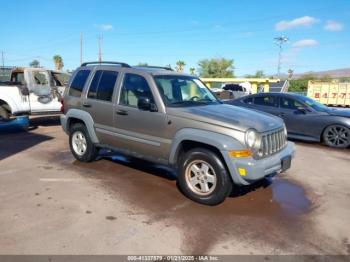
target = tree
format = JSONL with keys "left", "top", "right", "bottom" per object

{"left": 29, "top": 59, "right": 40, "bottom": 68}
{"left": 289, "top": 73, "right": 316, "bottom": 93}
{"left": 288, "top": 79, "right": 308, "bottom": 93}
{"left": 246, "top": 70, "right": 265, "bottom": 78}
{"left": 137, "top": 62, "right": 148, "bottom": 66}
{"left": 189, "top": 67, "right": 196, "bottom": 75}
{"left": 198, "top": 58, "right": 234, "bottom": 78}
{"left": 53, "top": 55, "right": 64, "bottom": 70}
{"left": 175, "top": 60, "right": 186, "bottom": 72}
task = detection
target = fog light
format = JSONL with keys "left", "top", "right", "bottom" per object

{"left": 229, "top": 150, "right": 252, "bottom": 158}
{"left": 238, "top": 168, "right": 247, "bottom": 177}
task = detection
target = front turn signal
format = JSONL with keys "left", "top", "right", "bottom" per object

{"left": 229, "top": 150, "right": 252, "bottom": 158}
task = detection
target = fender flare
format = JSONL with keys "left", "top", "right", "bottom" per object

{"left": 168, "top": 128, "right": 244, "bottom": 165}
{"left": 65, "top": 109, "right": 99, "bottom": 143}
{"left": 0, "top": 94, "right": 16, "bottom": 113}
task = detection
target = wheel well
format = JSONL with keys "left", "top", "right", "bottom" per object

{"left": 67, "top": 117, "right": 85, "bottom": 131}
{"left": 0, "top": 99, "right": 11, "bottom": 112}
{"left": 175, "top": 140, "right": 233, "bottom": 184}
{"left": 175, "top": 140, "right": 225, "bottom": 165}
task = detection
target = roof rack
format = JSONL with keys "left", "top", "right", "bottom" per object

{"left": 81, "top": 61, "right": 131, "bottom": 68}
{"left": 134, "top": 65, "right": 173, "bottom": 71}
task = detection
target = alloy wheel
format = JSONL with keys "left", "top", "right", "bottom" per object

{"left": 325, "top": 125, "right": 350, "bottom": 147}
{"left": 185, "top": 160, "right": 217, "bottom": 196}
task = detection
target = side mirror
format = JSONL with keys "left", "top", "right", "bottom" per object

{"left": 138, "top": 97, "right": 157, "bottom": 112}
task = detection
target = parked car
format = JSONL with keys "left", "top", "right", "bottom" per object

{"left": 0, "top": 67, "right": 70, "bottom": 120}
{"left": 61, "top": 62, "right": 295, "bottom": 205}
{"left": 227, "top": 93, "right": 350, "bottom": 148}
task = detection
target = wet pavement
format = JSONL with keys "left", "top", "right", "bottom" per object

{"left": 0, "top": 116, "right": 349, "bottom": 255}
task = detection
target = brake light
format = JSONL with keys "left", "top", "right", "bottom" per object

{"left": 60, "top": 98, "right": 64, "bottom": 113}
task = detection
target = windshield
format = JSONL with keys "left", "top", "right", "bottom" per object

{"left": 154, "top": 75, "right": 219, "bottom": 107}
{"left": 299, "top": 96, "right": 329, "bottom": 112}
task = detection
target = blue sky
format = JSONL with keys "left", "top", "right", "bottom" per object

{"left": 1, "top": 0, "right": 349, "bottom": 76}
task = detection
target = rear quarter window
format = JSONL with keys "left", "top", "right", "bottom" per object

{"left": 69, "top": 70, "right": 91, "bottom": 97}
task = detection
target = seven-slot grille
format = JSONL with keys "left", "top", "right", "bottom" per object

{"left": 259, "top": 128, "right": 287, "bottom": 157}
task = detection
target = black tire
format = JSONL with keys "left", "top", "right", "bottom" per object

{"left": 69, "top": 123, "right": 98, "bottom": 162}
{"left": 0, "top": 106, "right": 10, "bottom": 121}
{"left": 177, "top": 148, "right": 233, "bottom": 206}
{"left": 323, "top": 125, "right": 350, "bottom": 148}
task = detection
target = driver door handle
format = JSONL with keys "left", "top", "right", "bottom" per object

{"left": 116, "top": 109, "right": 128, "bottom": 116}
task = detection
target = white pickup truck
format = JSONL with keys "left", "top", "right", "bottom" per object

{"left": 0, "top": 67, "right": 70, "bottom": 120}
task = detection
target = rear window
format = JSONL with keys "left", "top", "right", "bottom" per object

{"left": 88, "top": 70, "right": 118, "bottom": 102}
{"left": 69, "top": 70, "right": 90, "bottom": 97}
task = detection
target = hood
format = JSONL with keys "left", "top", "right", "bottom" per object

{"left": 328, "top": 108, "right": 350, "bottom": 118}
{"left": 167, "top": 104, "right": 283, "bottom": 133}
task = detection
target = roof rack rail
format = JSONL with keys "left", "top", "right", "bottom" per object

{"left": 81, "top": 61, "right": 131, "bottom": 68}
{"left": 134, "top": 65, "right": 173, "bottom": 71}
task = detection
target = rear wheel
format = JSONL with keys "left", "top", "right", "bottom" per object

{"left": 69, "top": 123, "right": 98, "bottom": 162}
{"left": 323, "top": 125, "right": 350, "bottom": 148}
{"left": 0, "top": 106, "right": 10, "bottom": 121}
{"left": 177, "top": 148, "right": 233, "bottom": 206}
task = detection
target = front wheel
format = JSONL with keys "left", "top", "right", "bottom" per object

{"left": 69, "top": 123, "right": 98, "bottom": 162}
{"left": 177, "top": 148, "right": 233, "bottom": 206}
{"left": 323, "top": 125, "right": 350, "bottom": 148}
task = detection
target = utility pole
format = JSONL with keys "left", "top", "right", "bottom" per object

{"left": 1, "top": 51, "right": 4, "bottom": 71}
{"left": 97, "top": 34, "right": 103, "bottom": 63}
{"left": 274, "top": 36, "right": 289, "bottom": 78}
{"left": 80, "top": 33, "right": 83, "bottom": 65}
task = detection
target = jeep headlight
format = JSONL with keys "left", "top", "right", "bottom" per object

{"left": 245, "top": 129, "right": 260, "bottom": 149}
{"left": 283, "top": 124, "right": 288, "bottom": 137}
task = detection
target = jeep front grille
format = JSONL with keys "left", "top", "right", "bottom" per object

{"left": 259, "top": 128, "right": 287, "bottom": 157}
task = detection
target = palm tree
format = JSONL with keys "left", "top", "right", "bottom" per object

{"left": 189, "top": 67, "right": 196, "bottom": 75}
{"left": 29, "top": 59, "right": 40, "bottom": 68}
{"left": 53, "top": 55, "right": 64, "bottom": 70}
{"left": 175, "top": 60, "right": 186, "bottom": 72}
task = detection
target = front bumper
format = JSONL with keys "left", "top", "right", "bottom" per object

{"left": 222, "top": 141, "right": 295, "bottom": 186}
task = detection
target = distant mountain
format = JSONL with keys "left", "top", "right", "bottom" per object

{"left": 293, "top": 68, "right": 350, "bottom": 79}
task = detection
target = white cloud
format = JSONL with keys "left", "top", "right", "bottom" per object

{"left": 275, "top": 16, "right": 319, "bottom": 31}
{"left": 324, "top": 20, "right": 344, "bottom": 31}
{"left": 94, "top": 24, "right": 114, "bottom": 31}
{"left": 292, "top": 39, "right": 319, "bottom": 48}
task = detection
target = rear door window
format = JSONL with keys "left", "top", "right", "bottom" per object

{"left": 69, "top": 70, "right": 91, "bottom": 97}
{"left": 87, "top": 70, "right": 118, "bottom": 102}
{"left": 253, "top": 95, "right": 277, "bottom": 107}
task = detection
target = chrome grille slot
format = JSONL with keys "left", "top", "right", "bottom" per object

{"left": 259, "top": 128, "right": 286, "bottom": 158}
